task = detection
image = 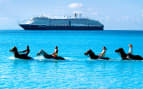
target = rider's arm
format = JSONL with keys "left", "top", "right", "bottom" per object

{"left": 19, "top": 50, "right": 27, "bottom": 53}
{"left": 98, "top": 50, "right": 105, "bottom": 56}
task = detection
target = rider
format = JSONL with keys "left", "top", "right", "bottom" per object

{"left": 127, "top": 44, "right": 133, "bottom": 59}
{"left": 19, "top": 45, "right": 30, "bottom": 56}
{"left": 52, "top": 46, "right": 58, "bottom": 58}
{"left": 128, "top": 44, "right": 133, "bottom": 54}
{"left": 98, "top": 46, "right": 107, "bottom": 57}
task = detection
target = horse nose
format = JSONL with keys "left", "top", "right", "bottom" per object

{"left": 9, "top": 49, "right": 12, "bottom": 52}
{"left": 115, "top": 50, "right": 117, "bottom": 52}
{"left": 36, "top": 53, "right": 41, "bottom": 56}
{"left": 84, "top": 52, "right": 88, "bottom": 55}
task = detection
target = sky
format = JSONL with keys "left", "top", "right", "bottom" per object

{"left": 0, "top": 0, "right": 143, "bottom": 30}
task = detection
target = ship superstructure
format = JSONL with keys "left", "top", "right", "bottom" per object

{"left": 19, "top": 15, "right": 104, "bottom": 30}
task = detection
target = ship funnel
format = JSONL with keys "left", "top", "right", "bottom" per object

{"left": 74, "top": 13, "right": 77, "bottom": 18}
{"left": 74, "top": 12, "right": 82, "bottom": 18}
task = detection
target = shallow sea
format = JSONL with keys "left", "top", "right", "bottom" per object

{"left": 0, "top": 30, "right": 143, "bottom": 89}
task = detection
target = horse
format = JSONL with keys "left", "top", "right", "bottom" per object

{"left": 84, "top": 49, "right": 110, "bottom": 60}
{"left": 10, "top": 46, "right": 32, "bottom": 59}
{"left": 115, "top": 48, "right": 143, "bottom": 60}
{"left": 36, "top": 49, "right": 65, "bottom": 60}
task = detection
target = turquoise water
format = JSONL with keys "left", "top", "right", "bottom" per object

{"left": 1, "top": 30, "right": 143, "bottom": 88}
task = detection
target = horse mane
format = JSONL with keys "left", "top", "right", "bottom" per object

{"left": 84, "top": 49, "right": 98, "bottom": 59}
{"left": 89, "top": 50, "right": 96, "bottom": 56}
{"left": 119, "top": 48, "right": 126, "bottom": 54}
{"left": 116, "top": 48, "right": 127, "bottom": 59}
{"left": 13, "top": 47, "right": 19, "bottom": 56}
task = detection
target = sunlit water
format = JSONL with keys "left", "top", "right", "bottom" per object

{"left": 0, "top": 30, "right": 143, "bottom": 89}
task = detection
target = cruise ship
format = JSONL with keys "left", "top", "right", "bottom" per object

{"left": 19, "top": 14, "right": 104, "bottom": 30}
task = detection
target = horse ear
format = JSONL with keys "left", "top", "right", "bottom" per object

{"left": 120, "top": 48, "right": 123, "bottom": 50}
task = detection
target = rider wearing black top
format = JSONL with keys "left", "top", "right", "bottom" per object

{"left": 19, "top": 45, "right": 30, "bottom": 56}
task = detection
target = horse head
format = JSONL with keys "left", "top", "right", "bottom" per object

{"left": 36, "top": 49, "right": 47, "bottom": 56}
{"left": 115, "top": 48, "right": 127, "bottom": 59}
{"left": 10, "top": 46, "right": 18, "bottom": 53}
{"left": 84, "top": 49, "right": 92, "bottom": 55}
{"left": 115, "top": 48, "right": 124, "bottom": 53}
{"left": 36, "top": 50, "right": 43, "bottom": 56}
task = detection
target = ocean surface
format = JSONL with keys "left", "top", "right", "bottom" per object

{"left": 0, "top": 30, "right": 143, "bottom": 89}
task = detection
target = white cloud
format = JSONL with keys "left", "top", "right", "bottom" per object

{"left": 68, "top": 3, "right": 83, "bottom": 9}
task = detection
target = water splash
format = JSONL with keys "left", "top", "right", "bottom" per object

{"left": 8, "top": 56, "right": 16, "bottom": 60}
